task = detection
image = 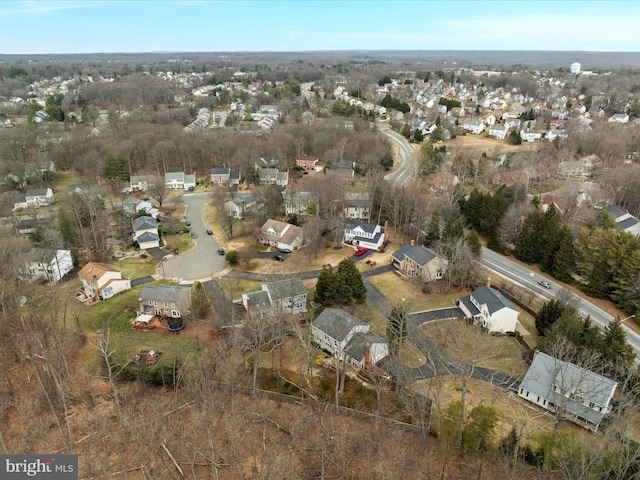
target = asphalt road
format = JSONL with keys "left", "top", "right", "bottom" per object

{"left": 480, "top": 247, "right": 640, "bottom": 360}
{"left": 379, "top": 124, "right": 417, "bottom": 187}
{"left": 161, "top": 192, "right": 227, "bottom": 281}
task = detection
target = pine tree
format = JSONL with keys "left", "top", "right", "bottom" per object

{"left": 337, "top": 257, "right": 367, "bottom": 303}
{"left": 603, "top": 318, "right": 635, "bottom": 367}
{"left": 535, "top": 299, "right": 565, "bottom": 336}
{"left": 314, "top": 265, "right": 339, "bottom": 306}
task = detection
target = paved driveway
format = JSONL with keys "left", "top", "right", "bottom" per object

{"left": 161, "top": 193, "right": 227, "bottom": 281}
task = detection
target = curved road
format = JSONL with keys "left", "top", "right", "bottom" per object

{"left": 379, "top": 123, "right": 417, "bottom": 187}
{"left": 161, "top": 193, "right": 227, "bottom": 281}
{"left": 480, "top": 248, "right": 640, "bottom": 360}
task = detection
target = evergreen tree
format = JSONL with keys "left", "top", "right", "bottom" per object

{"left": 102, "top": 154, "right": 130, "bottom": 185}
{"left": 337, "top": 257, "right": 367, "bottom": 303}
{"left": 535, "top": 299, "right": 565, "bottom": 336}
{"left": 58, "top": 208, "right": 77, "bottom": 246}
{"left": 549, "top": 228, "right": 575, "bottom": 282}
{"left": 603, "top": 318, "right": 635, "bottom": 367}
{"left": 466, "top": 230, "right": 482, "bottom": 257}
{"left": 387, "top": 306, "right": 407, "bottom": 356}
{"left": 400, "top": 123, "right": 411, "bottom": 139}
{"left": 191, "top": 281, "right": 211, "bottom": 319}
{"left": 314, "top": 265, "right": 339, "bottom": 306}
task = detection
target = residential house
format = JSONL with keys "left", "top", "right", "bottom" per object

{"left": 458, "top": 282, "right": 519, "bottom": 333}
{"left": 517, "top": 351, "right": 617, "bottom": 430}
{"left": 296, "top": 155, "right": 320, "bottom": 170}
{"left": 123, "top": 197, "right": 160, "bottom": 218}
{"left": 25, "top": 249, "right": 73, "bottom": 283}
{"left": 283, "top": 191, "right": 317, "bottom": 216}
{"left": 608, "top": 113, "right": 629, "bottom": 124}
{"left": 463, "top": 120, "right": 485, "bottom": 134}
{"left": 210, "top": 167, "right": 231, "bottom": 185}
{"left": 326, "top": 161, "right": 355, "bottom": 181}
{"left": 67, "top": 183, "right": 101, "bottom": 197}
{"left": 17, "top": 218, "right": 48, "bottom": 235}
{"left": 184, "top": 173, "right": 196, "bottom": 191}
{"left": 137, "top": 286, "right": 190, "bottom": 319}
{"left": 258, "top": 219, "right": 304, "bottom": 251}
{"left": 259, "top": 156, "right": 280, "bottom": 168}
{"left": 13, "top": 188, "right": 54, "bottom": 211}
{"left": 520, "top": 129, "right": 543, "bottom": 142}
{"left": 505, "top": 118, "right": 522, "bottom": 130}
{"left": 391, "top": 242, "right": 448, "bottom": 282}
{"left": 132, "top": 216, "right": 160, "bottom": 249}
{"left": 78, "top": 262, "right": 131, "bottom": 301}
{"left": 557, "top": 160, "right": 590, "bottom": 178}
{"left": 257, "top": 167, "right": 289, "bottom": 188}
{"left": 224, "top": 192, "right": 263, "bottom": 218}
{"left": 605, "top": 205, "right": 640, "bottom": 237}
{"left": 343, "top": 221, "right": 387, "bottom": 250}
{"left": 129, "top": 174, "right": 154, "bottom": 193}
{"left": 165, "top": 172, "right": 185, "bottom": 190}
{"left": 242, "top": 278, "right": 308, "bottom": 318}
{"left": 482, "top": 113, "right": 497, "bottom": 126}
{"left": 311, "top": 308, "right": 389, "bottom": 370}
{"left": 342, "top": 193, "right": 370, "bottom": 221}
{"left": 488, "top": 125, "right": 507, "bottom": 140}
{"left": 540, "top": 194, "right": 571, "bottom": 215}
{"left": 546, "top": 129, "right": 568, "bottom": 141}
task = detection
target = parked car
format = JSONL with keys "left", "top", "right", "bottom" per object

{"left": 354, "top": 247, "right": 368, "bottom": 256}
{"left": 538, "top": 281, "right": 551, "bottom": 289}
{"left": 191, "top": 232, "right": 197, "bottom": 239}
{"left": 273, "top": 254, "right": 285, "bottom": 262}
{"left": 186, "top": 221, "right": 191, "bottom": 227}
{"left": 206, "top": 229, "right": 213, "bottom": 235}
{"left": 217, "top": 249, "right": 225, "bottom": 256}
{"left": 279, "top": 248, "right": 292, "bottom": 254}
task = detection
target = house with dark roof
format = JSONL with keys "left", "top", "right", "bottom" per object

{"left": 137, "top": 286, "right": 190, "bottom": 319}
{"left": 132, "top": 216, "right": 160, "bottom": 249}
{"left": 259, "top": 219, "right": 304, "bottom": 251}
{"left": 25, "top": 249, "right": 73, "bottom": 283}
{"left": 325, "top": 161, "right": 355, "bottom": 181}
{"left": 224, "top": 191, "right": 263, "bottom": 219}
{"left": 165, "top": 171, "right": 185, "bottom": 189}
{"left": 210, "top": 167, "right": 231, "bottom": 185}
{"left": 605, "top": 205, "right": 640, "bottom": 236}
{"left": 13, "top": 188, "right": 54, "bottom": 211}
{"left": 518, "top": 351, "right": 617, "bottom": 431}
{"left": 458, "top": 282, "right": 519, "bottom": 333}
{"left": 311, "top": 308, "right": 389, "bottom": 370}
{"left": 17, "top": 218, "right": 49, "bottom": 235}
{"left": 78, "top": 262, "right": 131, "bottom": 301}
{"left": 344, "top": 221, "right": 386, "bottom": 250}
{"left": 67, "top": 183, "right": 101, "bottom": 197}
{"left": 391, "top": 242, "right": 448, "bottom": 282}
{"left": 257, "top": 167, "right": 289, "bottom": 187}
{"left": 342, "top": 193, "right": 370, "bottom": 221}
{"left": 242, "top": 278, "right": 307, "bottom": 318}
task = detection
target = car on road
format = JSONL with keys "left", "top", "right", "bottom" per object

{"left": 273, "top": 254, "right": 285, "bottom": 262}
{"left": 354, "top": 247, "right": 368, "bottom": 256}
{"left": 217, "top": 249, "right": 225, "bottom": 256}
{"left": 206, "top": 229, "right": 213, "bottom": 235}
{"left": 279, "top": 248, "right": 292, "bottom": 254}
{"left": 186, "top": 221, "right": 191, "bottom": 227}
{"left": 191, "top": 232, "right": 197, "bottom": 239}
{"left": 538, "top": 281, "right": 551, "bottom": 289}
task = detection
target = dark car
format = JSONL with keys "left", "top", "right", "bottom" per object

{"left": 538, "top": 280, "right": 551, "bottom": 289}
{"left": 279, "top": 248, "right": 292, "bottom": 254}
{"left": 273, "top": 254, "right": 285, "bottom": 262}
{"left": 206, "top": 229, "right": 213, "bottom": 235}
{"left": 217, "top": 249, "right": 225, "bottom": 256}
{"left": 191, "top": 232, "right": 197, "bottom": 239}
{"left": 186, "top": 221, "right": 191, "bottom": 227}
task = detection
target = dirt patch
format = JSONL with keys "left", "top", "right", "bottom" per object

{"left": 446, "top": 135, "right": 539, "bottom": 158}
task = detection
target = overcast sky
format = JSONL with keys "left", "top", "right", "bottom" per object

{"left": 1, "top": 0, "right": 639, "bottom": 54}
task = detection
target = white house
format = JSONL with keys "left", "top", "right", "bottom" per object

{"left": 488, "top": 125, "right": 507, "bottom": 139}
{"left": 129, "top": 174, "right": 154, "bottom": 192}
{"left": 224, "top": 192, "right": 262, "bottom": 219}
{"left": 78, "top": 262, "right": 132, "bottom": 301}
{"left": 463, "top": 120, "right": 485, "bottom": 134}
{"left": 520, "top": 129, "right": 543, "bottom": 142}
{"left": 242, "top": 278, "right": 308, "bottom": 318}
{"left": 164, "top": 172, "right": 185, "bottom": 190}
{"left": 608, "top": 113, "right": 629, "bottom": 124}
{"left": 13, "top": 188, "right": 54, "bottom": 211}
{"left": 604, "top": 205, "right": 640, "bottom": 237}
{"left": 343, "top": 221, "right": 387, "bottom": 250}
{"left": 546, "top": 129, "right": 568, "bottom": 141}
{"left": 132, "top": 216, "right": 160, "bottom": 249}
{"left": 518, "top": 351, "right": 617, "bottom": 430}
{"left": 25, "top": 249, "right": 73, "bottom": 283}
{"left": 311, "top": 308, "right": 389, "bottom": 370}
{"left": 458, "top": 283, "right": 519, "bottom": 333}
{"left": 258, "top": 219, "right": 304, "bottom": 251}
{"left": 257, "top": 167, "right": 289, "bottom": 187}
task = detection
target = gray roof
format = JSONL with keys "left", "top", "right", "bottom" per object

{"left": 30, "top": 248, "right": 56, "bottom": 263}
{"left": 133, "top": 215, "right": 157, "bottom": 231}
{"left": 26, "top": 188, "right": 49, "bottom": 196}
{"left": 211, "top": 167, "right": 230, "bottom": 175}
{"left": 604, "top": 204, "right": 627, "bottom": 219}
{"left": 230, "top": 170, "right": 241, "bottom": 180}
{"left": 68, "top": 183, "right": 100, "bottom": 195}
{"left": 391, "top": 244, "right": 412, "bottom": 263}
{"left": 184, "top": 174, "right": 195, "bottom": 184}
{"left": 137, "top": 231, "right": 159, "bottom": 243}
{"left": 403, "top": 244, "right": 439, "bottom": 267}
{"left": 14, "top": 193, "right": 26, "bottom": 203}
{"left": 245, "top": 291, "right": 271, "bottom": 310}
{"left": 139, "top": 285, "right": 188, "bottom": 304}
{"left": 345, "top": 193, "right": 369, "bottom": 208}
{"left": 312, "top": 308, "right": 367, "bottom": 342}
{"left": 266, "top": 278, "right": 306, "bottom": 301}
{"left": 344, "top": 332, "right": 387, "bottom": 363}
{"left": 459, "top": 295, "right": 480, "bottom": 316}
{"left": 520, "top": 352, "right": 617, "bottom": 425}
{"left": 618, "top": 217, "right": 639, "bottom": 230}
{"left": 165, "top": 172, "right": 184, "bottom": 181}
{"left": 345, "top": 221, "right": 379, "bottom": 234}
{"left": 471, "top": 286, "right": 517, "bottom": 314}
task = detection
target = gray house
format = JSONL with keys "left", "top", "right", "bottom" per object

{"left": 242, "top": 278, "right": 308, "bottom": 318}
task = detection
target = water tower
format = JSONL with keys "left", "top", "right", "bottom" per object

{"left": 570, "top": 62, "right": 581, "bottom": 74}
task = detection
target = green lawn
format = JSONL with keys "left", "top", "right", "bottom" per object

{"left": 114, "top": 256, "right": 158, "bottom": 279}
{"left": 218, "top": 278, "right": 262, "bottom": 301}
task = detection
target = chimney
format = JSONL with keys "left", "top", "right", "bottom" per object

{"left": 245, "top": 296, "right": 251, "bottom": 316}
{"left": 486, "top": 277, "right": 491, "bottom": 287}
{"left": 138, "top": 297, "right": 144, "bottom": 314}
{"left": 364, "top": 343, "right": 372, "bottom": 371}
{"left": 410, "top": 239, "right": 415, "bottom": 247}
{"left": 384, "top": 220, "right": 389, "bottom": 243}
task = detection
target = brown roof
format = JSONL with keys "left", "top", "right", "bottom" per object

{"left": 78, "top": 262, "right": 123, "bottom": 282}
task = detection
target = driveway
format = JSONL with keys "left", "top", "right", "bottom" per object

{"left": 161, "top": 193, "right": 227, "bottom": 281}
